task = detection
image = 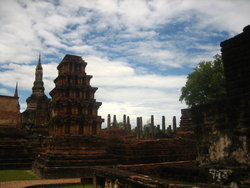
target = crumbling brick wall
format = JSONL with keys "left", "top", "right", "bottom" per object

{"left": 192, "top": 25, "right": 250, "bottom": 166}
{"left": 192, "top": 96, "right": 249, "bottom": 165}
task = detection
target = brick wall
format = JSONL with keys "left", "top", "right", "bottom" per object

{"left": 0, "top": 95, "right": 20, "bottom": 127}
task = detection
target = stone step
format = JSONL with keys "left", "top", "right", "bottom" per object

{"left": 41, "top": 154, "right": 112, "bottom": 161}
{"left": 41, "top": 150, "right": 108, "bottom": 156}
{"left": 49, "top": 159, "right": 117, "bottom": 166}
{"left": 35, "top": 158, "right": 117, "bottom": 167}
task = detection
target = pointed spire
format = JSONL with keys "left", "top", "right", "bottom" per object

{"left": 14, "top": 82, "right": 18, "bottom": 97}
{"left": 32, "top": 53, "right": 45, "bottom": 96}
{"left": 36, "top": 53, "right": 42, "bottom": 69}
{"left": 39, "top": 52, "right": 41, "bottom": 63}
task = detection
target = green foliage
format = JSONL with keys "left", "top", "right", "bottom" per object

{"left": 112, "top": 122, "right": 124, "bottom": 128}
{"left": 116, "top": 122, "right": 124, "bottom": 128}
{"left": 179, "top": 54, "right": 226, "bottom": 107}
{"left": 0, "top": 170, "right": 40, "bottom": 182}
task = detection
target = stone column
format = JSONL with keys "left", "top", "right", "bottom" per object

{"left": 113, "top": 115, "right": 117, "bottom": 128}
{"left": 151, "top": 115, "right": 154, "bottom": 139}
{"left": 123, "top": 114, "right": 127, "bottom": 129}
{"left": 127, "top": 116, "right": 131, "bottom": 132}
{"left": 140, "top": 117, "right": 143, "bottom": 139}
{"left": 136, "top": 117, "right": 140, "bottom": 139}
{"left": 173, "top": 116, "right": 177, "bottom": 133}
{"left": 107, "top": 114, "right": 111, "bottom": 130}
{"left": 162, "top": 116, "right": 166, "bottom": 133}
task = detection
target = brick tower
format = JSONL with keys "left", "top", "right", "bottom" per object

{"left": 49, "top": 54, "right": 103, "bottom": 136}
{"left": 33, "top": 55, "right": 111, "bottom": 179}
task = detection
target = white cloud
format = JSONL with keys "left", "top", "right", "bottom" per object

{"left": 0, "top": 63, "right": 35, "bottom": 90}
{"left": 188, "top": 0, "right": 250, "bottom": 34}
{"left": 0, "top": 88, "right": 11, "bottom": 95}
{"left": 0, "top": 0, "right": 41, "bottom": 63}
{"left": 85, "top": 56, "right": 134, "bottom": 76}
{"left": 85, "top": 56, "right": 186, "bottom": 88}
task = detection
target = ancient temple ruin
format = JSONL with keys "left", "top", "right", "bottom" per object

{"left": 32, "top": 55, "right": 110, "bottom": 178}
{"left": 49, "top": 54, "right": 103, "bottom": 136}
{"left": 30, "top": 54, "right": 197, "bottom": 179}
{"left": 21, "top": 55, "right": 50, "bottom": 158}
{"left": 22, "top": 55, "right": 50, "bottom": 134}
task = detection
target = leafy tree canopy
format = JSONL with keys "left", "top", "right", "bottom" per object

{"left": 179, "top": 54, "right": 226, "bottom": 107}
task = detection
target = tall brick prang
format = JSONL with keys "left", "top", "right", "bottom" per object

{"left": 49, "top": 54, "right": 103, "bottom": 136}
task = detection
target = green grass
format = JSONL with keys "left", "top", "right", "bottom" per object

{"left": 0, "top": 170, "right": 40, "bottom": 182}
{"left": 0, "top": 170, "right": 93, "bottom": 187}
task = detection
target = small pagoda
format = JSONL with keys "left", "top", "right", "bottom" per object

{"left": 49, "top": 54, "right": 103, "bottom": 136}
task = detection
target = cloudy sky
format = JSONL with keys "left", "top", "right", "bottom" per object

{"left": 0, "top": 0, "right": 249, "bottom": 128}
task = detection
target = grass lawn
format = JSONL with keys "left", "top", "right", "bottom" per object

{"left": 0, "top": 170, "right": 93, "bottom": 187}
{"left": 0, "top": 170, "right": 40, "bottom": 182}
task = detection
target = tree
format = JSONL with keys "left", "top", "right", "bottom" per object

{"left": 179, "top": 54, "right": 226, "bottom": 107}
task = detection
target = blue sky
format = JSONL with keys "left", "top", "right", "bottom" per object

{"left": 0, "top": 0, "right": 249, "bottom": 127}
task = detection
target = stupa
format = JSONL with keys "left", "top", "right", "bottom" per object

{"left": 21, "top": 55, "right": 50, "bottom": 157}
{"left": 22, "top": 54, "right": 50, "bottom": 132}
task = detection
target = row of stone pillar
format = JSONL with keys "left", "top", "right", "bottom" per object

{"left": 107, "top": 114, "right": 177, "bottom": 139}
{"left": 135, "top": 115, "right": 177, "bottom": 139}
{"left": 107, "top": 114, "right": 131, "bottom": 131}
